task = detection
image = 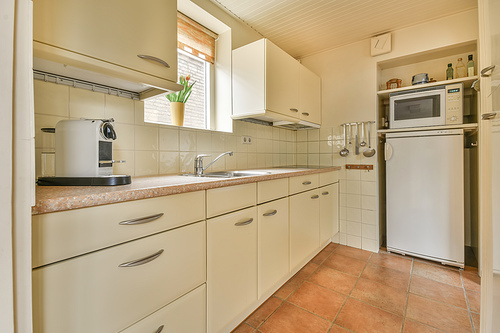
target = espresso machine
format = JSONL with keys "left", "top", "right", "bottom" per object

{"left": 37, "top": 119, "right": 131, "bottom": 186}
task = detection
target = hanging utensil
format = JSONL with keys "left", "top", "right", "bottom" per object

{"left": 360, "top": 122, "right": 366, "bottom": 147}
{"left": 339, "top": 124, "right": 349, "bottom": 157}
{"left": 363, "top": 122, "right": 376, "bottom": 158}
{"left": 354, "top": 123, "right": 360, "bottom": 155}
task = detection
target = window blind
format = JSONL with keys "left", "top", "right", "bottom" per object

{"left": 177, "top": 12, "right": 217, "bottom": 64}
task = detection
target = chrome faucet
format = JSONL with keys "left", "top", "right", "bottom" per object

{"left": 194, "top": 151, "right": 233, "bottom": 176}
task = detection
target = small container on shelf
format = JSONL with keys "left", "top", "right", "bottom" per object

{"left": 467, "top": 54, "right": 475, "bottom": 76}
{"left": 456, "top": 58, "right": 466, "bottom": 78}
{"left": 446, "top": 63, "right": 454, "bottom": 80}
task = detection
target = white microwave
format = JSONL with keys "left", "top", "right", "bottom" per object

{"left": 389, "top": 83, "right": 463, "bottom": 129}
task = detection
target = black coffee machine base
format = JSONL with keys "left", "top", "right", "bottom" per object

{"left": 37, "top": 175, "right": 131, "bottom": 186}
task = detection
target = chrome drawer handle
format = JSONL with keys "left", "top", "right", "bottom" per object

{"left": 302, "top": 181, "right": 312, "bottom": 185}
{"left": 322, "top": 191, "right": 329, "bottom": 195}
{"left": 137, "top": 55, "right": 170, "bottom": 68}
{"left": 119, "top": 213, "right": 164, "bottom": 225}
{"left": 302, "top": 112, "right": 310, "bottom": 116}
{"left": 290, "top": 108, "right": 299, "bottom": 112}
{"left": 155, "top": 325, "right": 164, "bottom": 333}
{"left": 311, "top": 195, "right": 319, "bottom": 199}
{"left": 481, "top": 64, "right": 496, "bottom": 77}
{"left": 235, "top": 218, "right": 254, "bottom": 226}
{"left": 118, "top": 249, "right": 164, "bottom": 267}
{"left": 263, "top": 210, "right": 278, "bottom": 217}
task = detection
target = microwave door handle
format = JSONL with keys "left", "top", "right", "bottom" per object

{"left": 385, "top": 142, "right": 393, "bottom": 161}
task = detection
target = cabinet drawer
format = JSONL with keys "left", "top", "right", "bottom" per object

{"left": 120, "top": 284, "right": 206, "bottom": 333}
{"left": 258, "top": 178, "right": 288, "bottom": 204}
{"left": 319, "top": 170, "right": 339, "bottom": 187}
{"left": 32, "top": 221, "right": 206, "bottom": 333}
{"left": 32, "top": 191, "right": 205, "bottom": 268}
{"left": 289, "top": 174, "right": 319, "bottom": 195}
{"left": 207, "top": 183, "right": 256, "bottom": 218}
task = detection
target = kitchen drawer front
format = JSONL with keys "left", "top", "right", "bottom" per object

{"left": 257, "top": 178, "right": 289, "bottom": 204}
{"left": 319, "top": 170, "right": 339, "bottom": 187}
{"left": 120, "top": 284, "right": 206, "bottom": 333}
{"left": 32, "top": 221, "right": 206, "bottom": 333}
{"left": 206, "top": 183, "right": 256, "bottom": 218}
{"left": 32, "top": 191, "right": 205, "bottom": 268}
{"left": 289, "top": 173, "right": 319, "bottom": 195}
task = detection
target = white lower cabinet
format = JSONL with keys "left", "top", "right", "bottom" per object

{"left": 32, "top": 221, "right": 206, "bottom": 333}
{"left": 120, "top": 284, "right": 206, "bottom": 333}
{"left": 207, "top": 206, "right": 258, "bottom": 333}
{"left": 258, "top": 197, "right": 290, "bottom": 298}
{"left": 320, "top": 183, "right": 339, "bottom": 244}
{"left": 290, "top": 188, "right": 320, "bottom": 271}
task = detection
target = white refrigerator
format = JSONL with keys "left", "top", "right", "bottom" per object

{"left": 385, "top": 129, "right": 464, "bottom": 267}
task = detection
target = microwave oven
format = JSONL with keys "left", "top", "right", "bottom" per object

{"left": 389, "top": 83, "right": 463, "bottom": 129}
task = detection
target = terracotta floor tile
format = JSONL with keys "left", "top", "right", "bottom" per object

{"left": 245, "top": 297, "right": 283, "bottom": 328}
{"left": 232, "top": 323, "right": 256, "bottom": 333}
{"left": 293, "top": 262, "right": 319, "bottom": 280}
{"left": 273, "top": 276, "right": 303, "bottom": 300}
{"left": 334, "top": 245, "right": 373, "bottom": 262}
{"left": 412, "top": 261, "right": 462, "bottom": 287}
{"left": 466, "top": 290, "right": 480, "bottom": 313}
{"left": 311, "top": 250, "right": 332, "bottom": 265}
{"left": 308, "top": 265, "right": 358, "bottom": 295}
{"left": 324, "top": 242, "right": 340, "bottom": 253}
{"left": 329, "top": 324, "right": 352, "bottom": 333}
{"left": 323, "top": 253, "right": 367, "bottom": 276}
{"left": 471, "top": 312, "right": 480, "bottom": 332}
{"left": 335, "top": 298, "right": 403, "bottom": 333}
{"left": 406, "top": 294, "right": 472, "bottom": 332}
{"left": 369, "top": 252, "right": 412, "bottom": 274}
{"left": 361, "top": 263, "right": 410, "bottom": 291}
{"left": 403, "top": 319, "right": 445, "bottom": 333}
{"left": 462, "top": 270, "right": 481, "bottom": 292}
{"left": 350, "top": 278, "right": 407, "bottom": 316}
{"left": 410, "top": 275, "right": 468, "bottom": 309}
{"left": 287, "top": 281, "right": 346, "bottom": 321}
{"left": 259, "top": 302, "right": 331, "bottom": 333}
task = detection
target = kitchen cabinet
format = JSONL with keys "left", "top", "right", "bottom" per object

{"left": 207, "top": 206, "right": 258, "bottom": 333}
{"left": 289, "top": 188, "right": 321, "bottom": 271}
{"left": 206, "top": 183, "right": 256, "bottom": 218}
{"left": 320, "top": 183, "right": 339, "bottom": 245}
{"left": 232, "top": 38, "right": 321, "bottom": 126}
{"left": 33, "top": 0, "right": 181, "bottom": 98}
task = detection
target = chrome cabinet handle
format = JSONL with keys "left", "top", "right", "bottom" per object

{"left": 322, "top": 191, "right": 329, "bottom": 195}
{"left": 235, "top": 218, "right": 254, "bottom": 226}
{"left": 137, "top": 55, "right": 170, "bottom": 68}
{"left": 290, "top": 108, "right": 299, "bottom": 112}
{"left": 119, "top": 213, "right": 164, "bottom": 225}
{"left": 302, "top": 112, "right": 310, "bottom": 116}
{"left": 481, "top": 64, "right": 496, "bottom": 77}
{"left": 118, "top": 249, "right": 164, "bottom": 267}
{"left": 302, "top": 181, "right": 312, "bottom": 185}
{"left": 263, "top": 210, "right": 278, "bottom": 217}
{"left": 482, "top": 112, "right": 497, "bottom": 120}
{"left": 311, "top": 195, "right": 319, "bottom": 199}
{"left": 155, "top": 325, "right": 164, "bottom": 333}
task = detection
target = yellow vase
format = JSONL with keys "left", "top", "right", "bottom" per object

{"left": 170, "top": 102, "right": 185, "bottom": 126}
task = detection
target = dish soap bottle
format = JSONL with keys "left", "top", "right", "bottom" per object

{"left": 467, "top": 55, "right": 475, "bottom": 76}
{"left": 456, "top": 58, "right": 466, "bottom": 78}
{"left": 446, "top": 63, "right": 454, "bottom": 80}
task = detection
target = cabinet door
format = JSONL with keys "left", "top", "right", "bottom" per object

{"left": 207, "top": 207, "right": 258, "bottom": 333}
{"left": 33, "top": 0, "right": 177, "bottom": 82}
{"left": 289, "top": 189, "right": 320, "bottom": 271}
{"left": 299, "top": 66, "right": 321, "bottom": 124}
{"left": 258, "top": 198, "right": 289, "bottom": 298}
{"left": 320, "top": 184, "right": 339, "bottom": 244}
{"left": 266, "top": 40, "right": 300, "bottom": 118}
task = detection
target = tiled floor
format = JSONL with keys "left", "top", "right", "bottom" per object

{"left": 233, "top": 242, "right": 481, "bottom": 333}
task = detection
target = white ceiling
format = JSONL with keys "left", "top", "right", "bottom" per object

{"left": 208, "top": 0, "right": 478, "bottom": 59}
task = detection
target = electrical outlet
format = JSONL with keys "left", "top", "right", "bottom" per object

{"left": 241, "top": 136, "right": 252, "bottom": 144}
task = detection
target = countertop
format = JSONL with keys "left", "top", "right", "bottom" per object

{"left": 33, "top": 166, "right": 341, "bottom": 215}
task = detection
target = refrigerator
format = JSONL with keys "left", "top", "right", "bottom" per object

{"left": 385, "top": 129, "right": 464, "bottom": 267}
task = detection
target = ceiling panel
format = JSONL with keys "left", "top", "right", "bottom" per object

{"left": 208, "top": 0, "right": 477, "bottom": 58}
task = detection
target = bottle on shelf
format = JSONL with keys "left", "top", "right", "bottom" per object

{"left": 456, "top": 58, "right": 466, "bottom": 78}
{"left": 446, "top": 63, "right": 454, "bottom": 80}
{"left": 467, "top": 54, "right": 475, "bottom": 76}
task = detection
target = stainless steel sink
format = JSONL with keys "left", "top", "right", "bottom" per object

{"left": 182, "top": 170, "right": 272, "bottom": 178}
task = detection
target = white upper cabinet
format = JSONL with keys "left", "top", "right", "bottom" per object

{"left": 299, "top": 65, "right": 321, "bottom": 124}
{"left": 33, "top": 0, "right": 181, "bottom": 96}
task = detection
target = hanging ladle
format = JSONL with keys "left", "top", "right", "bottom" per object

{"left": 360, "top": 122, "right": 366, "bottom": 147}
{"left": 363, "top": 122, "right": 376, "bottom": 157}
{"left": 339, "top": 124, "right": 349, "bottom": 157}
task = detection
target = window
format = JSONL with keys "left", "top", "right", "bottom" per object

{"left": 144, "top": 12, "right": 217, "bottom": 130}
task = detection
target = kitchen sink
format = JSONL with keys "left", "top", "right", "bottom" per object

{"left": 182, "top": 170, "right": 272, "bottom": 178}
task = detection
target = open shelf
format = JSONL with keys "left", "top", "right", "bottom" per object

{"left": 377, "top": 123, "right": 478, "bottom": 136}
{"left": 377, "top": 76, "right": 478, "bottom": 97}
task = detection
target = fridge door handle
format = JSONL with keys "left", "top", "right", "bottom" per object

{"left": 385, "top": 142, "right": 393, "bottom": 161}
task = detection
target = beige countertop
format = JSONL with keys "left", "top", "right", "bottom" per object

{"left": 33, "top": 166, "right": 341, "bottom": 215}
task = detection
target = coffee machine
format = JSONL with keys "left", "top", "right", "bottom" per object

{"left": 37, "top": 119, "right": 131, "bottom": 186}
